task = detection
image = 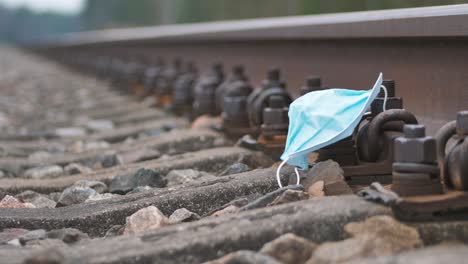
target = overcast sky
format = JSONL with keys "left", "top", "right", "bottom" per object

{"left": 0, "top": 0, "right": 85, "bottom": 14}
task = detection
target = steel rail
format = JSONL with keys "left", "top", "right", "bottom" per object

{"left": 38, "top": 4, "right": 468, "bottom": 134}
{"left": 43, "top": 4, "right": 468, "bottom": 46}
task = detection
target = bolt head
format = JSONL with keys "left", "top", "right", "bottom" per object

{"left": 394, "top": 135, "right": 437, "bottom": 163}
{"left": 404, "top": 125, "right": 426, "bottom": 138}
{"left": 268, "top": 96, "right": 286, "bottom": 108}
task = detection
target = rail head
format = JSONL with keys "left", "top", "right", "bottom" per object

{"left": 42, "top": 4, "right": 468, "bottom": 48}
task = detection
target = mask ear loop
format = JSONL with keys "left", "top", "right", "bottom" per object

{"left": 380, "top": 85, "right": 388, "bottom": 112}
{"left": 276, "top": 158, "right": 300, "bottom": 188}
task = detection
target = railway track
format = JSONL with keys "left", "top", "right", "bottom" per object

{"left": 0, "top": 4, "right": 467, "bottom": 264}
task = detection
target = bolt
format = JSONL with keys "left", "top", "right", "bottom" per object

{"left": 379, "top": 79, "right": 395, "bottom": 97}
{"left": 268, "top": 95, "right": 285, "bottom": 108}
{"left": 392, "top": 124, "right": 443, "bottom": 196}
{"left": 307, "top": 76, "right": 322, "bottom": 88}
{"left": 371, "top": 79, "right": 402, "bottom": 116}
{"left": 394, "top": 124, "right": 436, "bottom": 163}
{"left": 456, "top": 110, "right": 468, "bottom": 136}
{"left": 267, "top": 68, "right": 280, "bottom": 81}
{"left": 300, "top": 76, "right": 322, "bottom": 95}
{"left": 233, "top": 65, "right": 244, "bottom": 76}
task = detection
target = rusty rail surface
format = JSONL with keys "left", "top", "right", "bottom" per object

{"left": 38, "top": 4, "right": 468, "bottom": 134}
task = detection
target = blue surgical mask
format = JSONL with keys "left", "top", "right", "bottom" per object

{"left": 276, "top": 73, "right": 383, "bottom": 187}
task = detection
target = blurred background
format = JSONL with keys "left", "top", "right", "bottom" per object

{"left": 1, "top": 0, "right": 468, "bottom": 44}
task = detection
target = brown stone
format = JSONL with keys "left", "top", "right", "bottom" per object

{"left": 211, "top": 205, "right": 240, "bottom": 217}
{"left": 191, "top": 115, "right": 222, "bottom": 129}
{"left": 307, "top": 181, "right": 325, "bottom": 197}
{"left": 308, "top": 216, "right": 423, "bottom": 264}
{"left": 260, "top": 233, "right": 317, "bottom": 264}
{"left": 302, "top": 160, "right": 353, "bottom": 196}
{"left": 302, "top": 160, "right": 344, "bottom": 190}
{"left": 323, "top": 181, "right": 353, "bottom": 196}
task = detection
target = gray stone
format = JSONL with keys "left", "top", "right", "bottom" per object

{"left": 308, "top": 215, "right": 423, "bottom": 264}
{"left": 92, "top": 151, "right": 122, "bottom": 169}
{"left": 16, "top": 190, "right": 42, "bottom": 202}
{"left": 120, "top": 148, "right": 161, "bottom": 164}
{"left": 140, "top": 128, "right": 164, "bottom": 138}
{"left": 166, "top": 169, "right": 205, "bottom": 187}
{"left": 260, "top": 233, "right": 317, "bottom": 264}
{"left": 23, "top": 248, "right": 66, "bottom": 264}
{"left": 46, "top": 228, "right": 89, "bottom": 244}
{"left": 86, "top": 119, "right": 114, "bottom": 132}
{"left": 23, "top": 165, "right": 64, "bottom": 179}
{"left": 16, "top": 191, "right": 56, "bottom": 208}
{"left": 57, "top": 186, "right": 96, "bottom": 206}
{"left": 268, "top": 189, "right": 310, "bottom": 206}
{"left": 169, "top": 208, "right": 200, "bottom": 224}
{"left": 70, "top": 140, "right": 110, "bottom": 153}
{"left": 110, "top": 168, "right": 166, "bottom": 194}
{"left": 48, "top": 192, "right": 61, "bottom": 202}
{"left": 104, "top": 225, "right": 124, "bottom": 238}
{"left": 55, "top": 127, "right": 86, "bottom": 138}
{"left": 28, "top": 151, "right": 53, "bottom": 162}
{"left": 29, "top": 196, "right": 57, "bottom": 209}
{"left": 64, "top": 163, "right": 93, "bottom": 175}
{"left": 19, "top": 229, "right": 47, "bottom": 245}
{"left": 206, "top": 198, "right": 250, "bottom": 217}
{"left": 83, "top": 141, "right": 111, "bottom": 151}
{"left": 240, "top": 185, "right": 304, "bottom": 211}
{"left": 124, "top": 206, "right": 169, "bottom": 235}
{"left": 24, "top": 238, "right": 68, "bottom": 249}
{"left": 86, "top": 193, "right": 119, "bottom": 202}
{"left": 73, "top": 180, "right": 107, "bottom": 193}
{"left": 194, "top": 174, "right": 218, "bottom": 184}
{"left": 0, "top": 228, "right": 29, "bottom": 244}
{"left": 358, "top": 182, "right": 399, "bottom": 206}
{"left": 219, "top": 163, "right": 251, "bottom": 176}
{"left": 127, "top": 186, "right": 153, "bottom": 194}
{"left": 6, "top": 238, "right": 21, "bottom": 247}
{"left": 207, "top": 250, "right": 282, "bottom": 264}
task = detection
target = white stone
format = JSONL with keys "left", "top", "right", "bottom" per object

{"left": 124, "top": 206, "right": 169, "bottom": 235}
{"left": 23, "top": 165, "right": 64, "bottom": 179}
